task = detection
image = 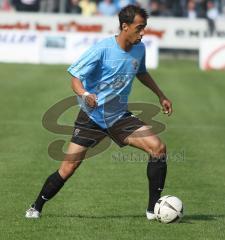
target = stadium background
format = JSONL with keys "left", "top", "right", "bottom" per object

{"left": 0, "top": 1, "right": 225, "bottom": 239}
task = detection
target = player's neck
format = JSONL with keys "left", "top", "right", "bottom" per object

{"left": 116, "top": 34, "right": 132, "bottom": 52}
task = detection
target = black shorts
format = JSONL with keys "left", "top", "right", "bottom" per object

{"left": 71, "top": 110, "right": 146, "bottom": 148}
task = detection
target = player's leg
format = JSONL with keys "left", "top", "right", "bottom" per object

{"left": 58, "top": 142, "right": 88, "bottom": 180}
{"left": 25, "top": 142, "right": 87, "bottom": 218}
{"left": 25, "top": 110, "right": 107, "bottom": 218}
{"left": 124, "top": 125, "right": 167, "bottom": 218}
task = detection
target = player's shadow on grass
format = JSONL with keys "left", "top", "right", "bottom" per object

{"left": 47, "top": 213, "right": 144, "bottom": 219}
{"left": 47, "top": 213, "right": 225, "bottom": 222}
{"left": 181, "top": 214, "right": 225, "bottom": 224}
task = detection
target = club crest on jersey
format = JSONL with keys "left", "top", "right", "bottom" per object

{"left": 132, "top": 59, "right": 139, "bottom": 71}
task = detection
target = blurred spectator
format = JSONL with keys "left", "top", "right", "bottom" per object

{"left": 79, "top": 0, "right": 97, "bottom": 15}
{"left": 222, "top": 0, "right": 225, "bottom": 15}
{"left": 170, "top": 0, "right": 185, "bottom": 16}
{"left": 206, "top": 0, "right": 219, "bottom": 35}
{"left": 195, "top": 0, "right": 207, "bottom": 18}
{"left": 66, "top": 0, "right": 82, "bottom": 13}
{"left": 0, "top": 0, "right": 14, "bottom": 11}
{"left": 159, "top": 1, "right": 172, "bottom": 16}
{"left": 150, "top": 0, "right": 160, "bottom": 16}
{"left": 12, "top": 0, "right": 40, "bottom": 11}
{"left": 219, "top": 0, "right": 224, "bottom": 14}
{"left": 40, "top": 0, "right": 59, "bottom": 12}
{"left": 3, "top": 0, "right": 224, "bottom": 18}
{"left": 136, "top": 0, "right": 149, "bottom": 9}
{"left": 115, "top": 0, "right": 137, "bottom": 11}
{"left": 98, "top": 0, "right": 117, "bottom": 15}
{"left": 185, "top": 0, "right": 197, "bottom": 18}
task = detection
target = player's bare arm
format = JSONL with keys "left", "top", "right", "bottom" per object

{"left": 71, "top": 76, "right": 98, "bottom": 108}
{"left": 136, "top": 72, "right": 173, "bottom": 116}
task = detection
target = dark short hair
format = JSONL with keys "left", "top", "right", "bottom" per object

{"left": 118, "top": 5, "right": 148, "bottom": 30}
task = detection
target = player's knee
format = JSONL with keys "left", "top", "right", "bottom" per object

{"left": 60, "top": 161, "right": 82, "bottom": 179}
{"left": 145, "top": 141, "right": 166, "bottom": 157}
{"left": 154, "top": 142, "right": 166, "bottom": 157}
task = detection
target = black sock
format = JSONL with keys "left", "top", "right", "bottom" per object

{"left": 147, "top": 155, "right": 167, "bottom": 212}
{"left": 33, "top": 171, "right": 65, "bottom": 212}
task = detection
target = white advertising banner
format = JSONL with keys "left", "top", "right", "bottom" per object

{"left": 199, "top": 38, "right": 225, "bottom": 70}
{"left": 143, "top": 35, "right": 159, "bottom": 69}
{"left": 0, "top": 13, "right": 225, "bottom": 50}
{"left": 0, "top": 31, "right": 159, "bottom": 68}
{"left": 0, "top": 30, "right": 40, "bottom": 63}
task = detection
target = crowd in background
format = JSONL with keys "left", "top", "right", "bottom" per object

{"left": 0, "top": 0, "right": 224, "bottom": 18}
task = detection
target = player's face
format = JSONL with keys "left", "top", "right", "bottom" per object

{"left": 126, "top": 15, "right": 147, "bottom": 44}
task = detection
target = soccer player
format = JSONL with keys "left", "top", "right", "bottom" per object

{"left": 25, "top": 4, "right": 172, "bottom": 220}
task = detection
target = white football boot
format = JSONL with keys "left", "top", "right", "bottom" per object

{"left": 25, "top": 206, "right": 41, "bottom": 219}
{"left": 146, "top": 210, "right": 156, "bottom": 220}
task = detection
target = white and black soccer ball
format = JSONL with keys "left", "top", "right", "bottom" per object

{"left": 154, "top": 195, "right": 184, "bottom": 223}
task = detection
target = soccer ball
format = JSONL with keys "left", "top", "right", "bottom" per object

{"left": 154, "top": 195, "right": 184, "bottom": 223}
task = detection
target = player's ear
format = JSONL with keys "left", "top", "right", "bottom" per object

{"left": 122, "top": 23, "right": 129, "bottom": 32}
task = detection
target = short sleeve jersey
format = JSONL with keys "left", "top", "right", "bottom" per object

{"left": 68, "top": 36, "right": 147, "bottom": 129}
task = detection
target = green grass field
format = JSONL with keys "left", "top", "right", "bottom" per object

{"left": 0, "top": 60, "right": 225, "bottom": 240}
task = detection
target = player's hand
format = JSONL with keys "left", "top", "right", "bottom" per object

{"left": 160, "top": 97, "right": 172, "bottom": 116}
{"left": 84, "top": 93, "right": 98, "bottom": 108}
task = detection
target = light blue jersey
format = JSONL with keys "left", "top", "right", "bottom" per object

{"left": 68, "top": 36, "right": 147, "bottom": 129}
